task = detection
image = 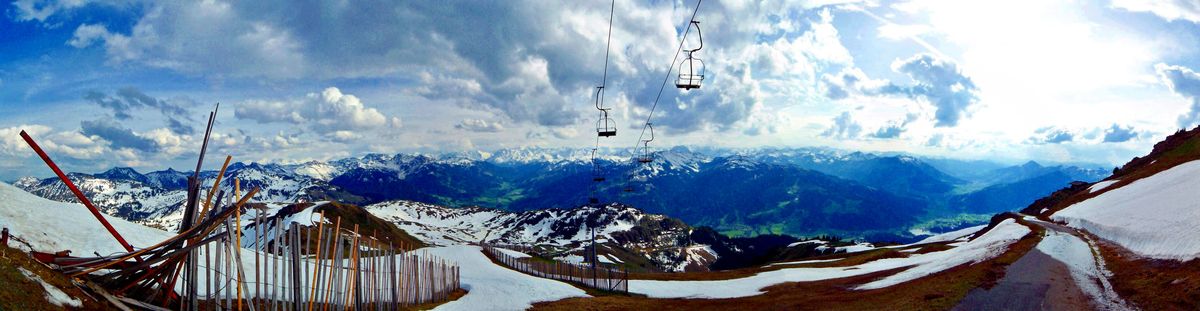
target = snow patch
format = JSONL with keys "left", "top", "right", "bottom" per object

{"left": 762, "top": 258, "right": 843, "bottom": 268}
{"left": 18, "top": 267, "right": 82, "bottom": 307}
{"left": 627, "top": 219, "right": 1031, "bottom": 298}
{"left": 787, "top": 239, "right": 826, "bottom": 248}
{"left": 1053, "top": 160, "right": 1200, "bottom": 261}
{"left": 1088, "top": 180, "right": 1118, "bottom": 193}
{"left": 427, "top": 245, "right": 588, "bottom": 310}
{"left": 496, "top": 247, "right": 531, "bottom": 259}
{"left": 1035, "top": 228, "right": 1132, "bottom": 310}
{"left": 914, "top": 225, "right": 985, "bottom": 245}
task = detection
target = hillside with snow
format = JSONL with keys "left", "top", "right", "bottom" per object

{"left": 13, "top": 147, "right": 1104, "bottom": 240}
{"left": 0, "top": 182, "right": 172, "bottom": 256}
{"left": 1052, "top": 160, "right": 1200, "bottom": 261}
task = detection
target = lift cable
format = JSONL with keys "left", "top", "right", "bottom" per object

{"left": 623, "top": 0, "right": 703, "bottom": 191}
{"left": 589, "top": 0, "right": 619, "bottom": 205}
{"left": 628, "top": 0, "right": 703, "bottom": 159}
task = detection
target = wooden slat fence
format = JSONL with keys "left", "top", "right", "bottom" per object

{"left": 481, "top": 243, "right": 627, "bottom": 293}
{"left": 193, "top": 216, "right": 460, "bottom": 310}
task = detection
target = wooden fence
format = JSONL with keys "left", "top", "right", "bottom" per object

{"left": 482, "top": 244, "right": 627, "bottom": 293}
{"left": 194, "top": 215, "right": 460, "bottom": 310}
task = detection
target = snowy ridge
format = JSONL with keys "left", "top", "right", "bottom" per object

{"left": 1053, "top": 160, "right": 1200, "bottom": 261}
{"left": 367, "top": 200, "right": 717, "bottom": 272}
{"left": 367, "top": 201, "right": 655, "bottom": 246}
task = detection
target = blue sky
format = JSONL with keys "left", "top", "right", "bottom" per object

{"left": 2, "top": 0, "right": 1200, "bottom": 179}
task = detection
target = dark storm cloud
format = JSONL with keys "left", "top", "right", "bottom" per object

{"left": 80, "top": 119, "right": 158, "bottom": 152}
{"left": 83, "top": 87, "right": 194, "bottom": 134}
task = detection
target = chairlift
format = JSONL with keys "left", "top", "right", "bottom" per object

{"left": 591, "top": 149, "right": 606, "bottom": 182}
{"left": 637, "top": 123, "right": 655, "bottom": 163}
{"left": 595, "top": 87, "right": 617, "bottom": 137}
{"left": 675, "top": 20, "right": 705, "bottom": 90}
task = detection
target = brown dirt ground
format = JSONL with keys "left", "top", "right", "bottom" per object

{"left": 0, "top": 245, "right": 115, "bottom": 310}
{"left": 1091, "top": 233, "right": 1200, "bottom": 310}
{"left": 530, "top": 221, "right": 1043, "bottom": 311}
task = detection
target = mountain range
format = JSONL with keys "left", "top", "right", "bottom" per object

{"left": 13, "top": 147, "right": 1106, "bottom": 240}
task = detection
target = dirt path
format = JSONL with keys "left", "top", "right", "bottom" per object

{"left": 955, "top": 218, "right": 1132, "bottom": 311}
{"left": 954, "top": 246, "right": 1091, "bottom": 310}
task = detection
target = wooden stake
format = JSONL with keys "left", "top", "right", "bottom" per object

{"left": 199, "top": 155, "right": 232, "bottom": 218}
{"left": 307, "top": 214, "right": 324, "bottom": 311}
{"left": 233, "top": 177, "right": 244, "bottom": 311}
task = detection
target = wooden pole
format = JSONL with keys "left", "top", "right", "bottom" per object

{"left": 321, "top": 219, "right": 340, "bottom": 311}
{"left": 346, "top": 225, "right": 360, "bottom": 310}
{"left": 254, "top": 211, "right": 262, "bottom": 310}
{"left": 199, "top": 155, "right": 232, "bottom": 219}
{"left": 233, "top": 178, "right": 244, "bottom": 311}
{"left": 18, "top": 130, "right": 135, "bottom": 252}
{"left": 308, "top": 214, "right": 325, "bottom": 311}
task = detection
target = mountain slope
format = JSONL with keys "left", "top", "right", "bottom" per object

{"left": 1015, "top": 127, "right": 1200, "bottom": 309}
{"left": 952, "top": 171, "right": 1073, "bottom": 214}
{"left": 14, "top": 147, "right": 1105, "bottom": 239}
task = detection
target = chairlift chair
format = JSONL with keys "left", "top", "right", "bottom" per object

{"left": 595, "top": 87, "right": 617, "bottom": 137}
{"left": 591, "top": 149, "right": 606, "bottom": 182}
{"left": 637, "top": 123, "right": 655, "bottom": 163}
{"left": 675, "top": 21, "right": 705, "bottom": 90}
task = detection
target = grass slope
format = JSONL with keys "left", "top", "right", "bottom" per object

{"left": 532, "top": 218, "right": 1043, "bottom": 310}
{"left": 0, "top": 246, "right": 112, "bottom": 310}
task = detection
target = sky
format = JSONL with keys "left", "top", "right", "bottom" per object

{"left": 2, "top": 0, "right": 1200, "bottom": 179}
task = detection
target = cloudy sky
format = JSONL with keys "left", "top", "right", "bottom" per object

{"left": 2, "top": 0, "right": 1200, "bottom": 179}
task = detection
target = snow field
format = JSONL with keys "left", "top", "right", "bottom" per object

{"left": 1053, "top": 160, "right": 1200, "bottom": 261}
{"left": 627, "top": 219, "right": 1032, "bottom": 298}
{"left": 427, "top": 245, "right": 588, "bottom": 311}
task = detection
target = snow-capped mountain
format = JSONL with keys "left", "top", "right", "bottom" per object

{"left": 15, "top": 163, "right": 358, "bottom": 231}
{"left": 367, "top": 201, "right": 718, "bottom": 271}
{"left": 14, "top": 146, "right": 1105, "bottom": 239}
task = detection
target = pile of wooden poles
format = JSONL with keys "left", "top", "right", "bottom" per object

{"left": 21, "top": 104, "right": 462, "bottom": 310}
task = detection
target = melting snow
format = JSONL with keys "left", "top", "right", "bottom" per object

{"left": 816, "top": 242, "right": 875, "bottom": 254}
{"left": 914, "top": 225, "right": 985, "bottom": 245}
{"left": 428, "top": 245, "right": 587, "bottom": 310}
{"left": 1033, "top": 226, "right": 1132, "bottom": 310}
{"left": 0, "top": 182, "right": 173, "bottom": 255}
{"left": 786, "top": 239, "right": 826, "bottom": 248}
{"left": 496, "top": 247, "right": 531, "bottom": 259}
{"left": 1053, "top": 160, "right": 1200, "bottom": 261}
{"left": 18, "top": 267, "right": 82, "bottom": 307}
{"left": 628, "top": 220, "right": 1031, "bottom": 298}
{"left": 762, "top": 258, "right": 843, "bottom": 268}
{"left": 1088, "top": 180, "right": 1119, "bottom": 193}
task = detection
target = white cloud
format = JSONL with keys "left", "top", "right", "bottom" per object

{"left": 1155, "top": 63, "right": 1200, "bottom": 128}
{"left": 821, "top": 111, "right": 863, "bottom": 139}
{"left": 1111, "top": 0, "right": 1200, "bottom": 23}
{"left": 235, "top": 87, "right": 392, "bottom": 133}
{"left": 0, "top": 125, "right": 108, "bottom": 162}
{"left": 11, "top": 0, "right": 89, "bottom": 23}
{"left": 455, "top": 119, "right": 504, "bottom": 133}
{"left": 67, "top": 23, "right": 108, "bottom": 48}
{"left": 66, "top": 2, "right": 305, "bottom": 78}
